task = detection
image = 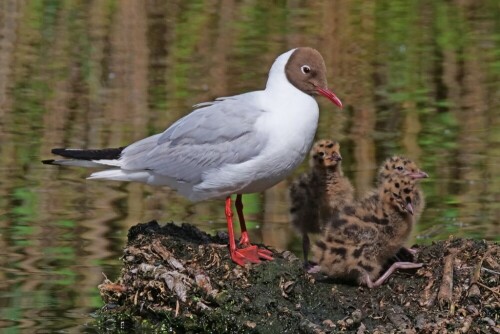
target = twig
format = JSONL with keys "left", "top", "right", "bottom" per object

{"left": 476, "top": 282, "right": 500, "bottom": 301}
{"left": 481, "top": 267, "right": 500, "bottom": 275}
{"left": 419, "top": 277, "right": 436, "bottom": 307}
{"left": 469, "top": 249, "right": 493, "bottom": 299}
{"left": 438, "top": 249, "right": 457, "bottom": 309}
{"left": 471, "top": 248, "right": 492, "bottom": 285}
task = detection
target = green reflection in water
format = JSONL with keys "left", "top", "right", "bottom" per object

{"left": 0, "top": 1, "right": 499, "bottom": 332}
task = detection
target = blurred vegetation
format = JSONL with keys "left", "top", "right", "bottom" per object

{"left": 0, "top": 0, "right": 498, "bottom": 332}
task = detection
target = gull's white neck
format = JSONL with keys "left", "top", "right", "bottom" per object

{"left": 262, "top": 48, "right": 317, "bottom": 115}
{"left": 250, "top": 48, "right": 320, "bottom": 184}
{"left": 265, "top": 48, "right": 296, "bottom": 93}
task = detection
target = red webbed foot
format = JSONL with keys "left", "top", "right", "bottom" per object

{"left": 227, "top": 195, "right": 274, "bottom": 266}
{"left": 239, "top": 231, "right": 274, "bottom": 261}
{"left": 256, "top": 247, "right": 273, "bottom": 261}
{"left": 230, "top": 245, "right": 261, "bottom": 266}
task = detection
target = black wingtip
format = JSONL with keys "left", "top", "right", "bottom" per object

{"left": 48, "top": 146, "right": 125, "bottom": 160}
{"left": 51, "top": 148, "right": 67, "bottom": 155}
{"left": 42, "top": 159, "right": 56, "bottom": 165}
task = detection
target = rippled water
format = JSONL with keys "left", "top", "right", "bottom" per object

{"left": 0, "top": 1, "right": 499, "bottom": 332}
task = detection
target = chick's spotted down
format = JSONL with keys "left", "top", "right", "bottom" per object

{"left": 372, "top": 156, "right": 428, "bottom": 259}
{"left": 313, "top": 168, "right": 424, "bottom": 288}
{"left": 289, "top": 139, "right": 354, "bottom": 264}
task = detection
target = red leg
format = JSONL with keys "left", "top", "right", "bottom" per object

{"left": 235, "top": 194, "right": 250, "bottom": 245}
{"left": 225, "top": 196, "right": 260, "bottom": 266}
{"left": 235, "top": 195, "right": 273, "bottom": 260}
{"left": 366, "top": 262, "right": 423, "bottom": 288}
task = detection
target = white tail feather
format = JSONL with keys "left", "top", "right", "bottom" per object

{"left": 87, "top": 169, "right": 151, "bottom": 183}
{"left": 49, "top": 160, "right": 105, "bottom": 168}
{"left": 91, "top": 159, "right": 122, "bottom": 167}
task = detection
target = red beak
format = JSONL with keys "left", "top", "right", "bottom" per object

{"left": 316, "top": 87, "right": 343, "bottom": 109}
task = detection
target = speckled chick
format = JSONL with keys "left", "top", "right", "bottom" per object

{"left": 374, "top": 155, "right": 427, "bottom": 221}
{"left": 371, "top": 156, "right": 428, "bottom": 260}
{"left": 313, "top": 172, "right": 423, "bottom": 288}
{"left": 289, "top": 139, "right": 354, "bottom": 264}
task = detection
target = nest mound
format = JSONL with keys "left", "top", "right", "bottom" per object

{"left": 93, "top": 220, "right": 499, "bottom": 333}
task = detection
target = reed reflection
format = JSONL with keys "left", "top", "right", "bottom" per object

{"left": 0, "top": 1, "right": 498, "bottom": 332}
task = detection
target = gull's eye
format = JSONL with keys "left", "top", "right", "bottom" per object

{"left": 301, "top": 65, "right": 311, "bottom": 74}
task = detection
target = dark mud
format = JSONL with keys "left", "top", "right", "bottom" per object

{"left": 91, "top": 221, "right": 499, "bottom": 333}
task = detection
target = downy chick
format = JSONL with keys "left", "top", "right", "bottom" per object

{"left": 372, "top": 156, "right": 428, "bottom": 260}
{"left": 313, "top": 172, "right": 423, "bottom": 288}
{"left": 374, "top": 155, "right": 427, "bottom": 220}
{"left": 289, "top": 139, "right": 354, "bottom": 264}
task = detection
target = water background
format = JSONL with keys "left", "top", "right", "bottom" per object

{"left": 0, "top": 1, "right": 498, "bottom": 332}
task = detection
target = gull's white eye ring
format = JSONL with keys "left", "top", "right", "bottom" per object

{"left": 301, "top": 65, "right": 311, "bottom": 74}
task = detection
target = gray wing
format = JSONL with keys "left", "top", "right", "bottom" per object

{"left": 120, "top": 96, "right": 268, "bottom": 184}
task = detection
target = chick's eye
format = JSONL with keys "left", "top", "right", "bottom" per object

{"left": 396, "top": 166, "right": 404, "bottom": 171}
{"left": 318, "top": 152, "right": 325, "bottom": 157}
{"left": 301, "top": 65, "right": 311, "bottom": 74}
